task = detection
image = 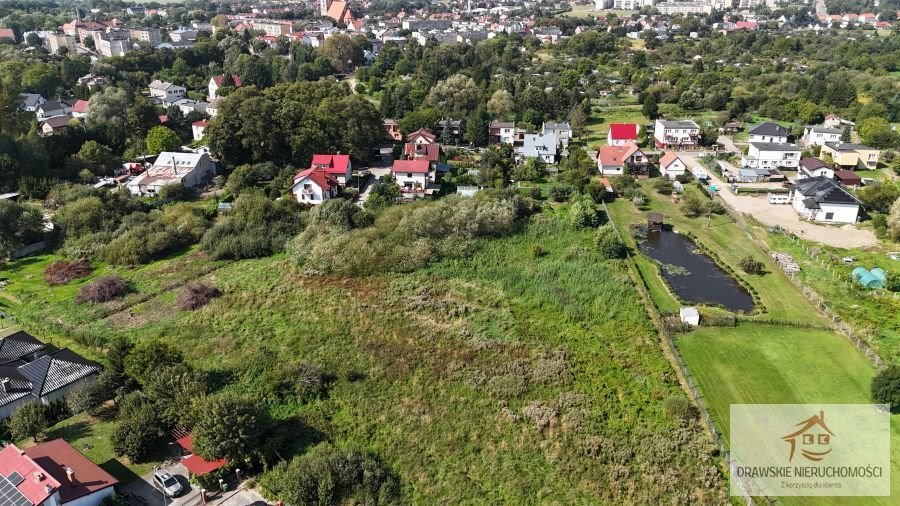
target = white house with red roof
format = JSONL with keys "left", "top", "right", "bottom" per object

{"left": 659, "top": 152, "right": 687, "bottom": 179}
{"left": 392, "top": 159, "right": 430, "bottom": 197}
{"left": 406, "top": 128, "right": 437, "bottom": 145}
{"left": 310, "top": 154, "right": 352, "bottom": 185}
{"left": 290, "top": 167, "right": 340, "bottom": 205}
{"left": 207, "top": 74, "right": 242, "bottom": 101}
{"left": 597, "top": 141, "right": 646, "bottom": 176}
{"left": 606, "top": 123, "right": 640, "bottom": 146}
{"left": 0, "top": 439, "right": 117, "bottom": 506}
{"left": 191, "top": 120, "right": 208, "bottom": 141}
{"left": 70, "top": 100, "right": 89, "bottom": 119}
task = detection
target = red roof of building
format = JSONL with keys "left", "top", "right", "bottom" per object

{"left": 0, "top": 443, "right": 60, "bottom": 505}
{"left": 192, "top": 120, "right": 209, "bottom": 127}
{"left": 392, "top": 159, "right": 430, "bottom": 174}
{"left": 212, "top": 74, "right": 242, "bottom": 88}
{"left": 734, "top": 21, "right": 758, "bottom": 30}
{"left": 158, "top": 114, "right": 169, "bottom": 123}
{"left": 310, "top": 154, "right": 351, "bottom": 175}
{"left": 597, "top": 141, "right": 641, "bottom": 167}
{"left": 0, "top": 28, "right": 16, "bottom": 41}
{"left": 292, "top": 167, "right": 339, "bottom": 190}
{"left": 23, "top": 439, "right": 118, "bottom": 504}
{"left": 176, "top": 436, "right": 229, "bottom": 477}
{"left": 405, "top": 128, "right": 436, "bottom": 144}
{"left": 834, "top": 170, "right": 862, "bottom": 185}
{"left": 72, "top": 100, "right": 89, "bottom": 114}
{"left": 659, "top": 151, "right": 681, "bottom": 168}
{"left": 403, "top": 143, "right": 441, "bottom": 161}
{"left": 608, "top": 123, "right": 639, "bottom": 141}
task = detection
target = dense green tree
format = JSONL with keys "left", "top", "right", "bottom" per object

{"left": 112, "top": 394, "right": 163, "bottom": 462}
{"left": 0, "top": 200, "right": 44, "bottom": 258}
{"left": 144, "top": 126, "right": 181, "bottom": 154}
{"left": 872, "top": 365, "right": 900, "bottom": 412}
{"left": 191, "top": 394, "right": 270, "bottom": 461}
{"left": 9, "top": 403, "right": 48, "bottom": 441}
{"left": 124, "top": 340, "right": 184, "bottom": 386}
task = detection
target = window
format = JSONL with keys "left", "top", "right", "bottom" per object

{"left": 825, "top": 212, "right": 834, "bottom": 220}
{"left": 407, "top": 173, "right": 412, "bottom": 177}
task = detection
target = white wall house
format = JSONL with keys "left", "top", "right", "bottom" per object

{"left": 596, "top": 142, "right": 645, "bottom": 176}
{"left": 791, "top": 176, "right": 860, "bottom": 224}
{"left": 798, "top": 157, "right": 834, "bottom": 180}
{"left": 192, "top": 120, "right": 208, "bottom": 141}
{"left": 742, "top": 142, "right": 801, "bottom": 169}
{"left": 747, "top": 122, "right": 789, "bottom": 143}
{"left": 659, "top": 151, "right": 687, "bottom": 179}
{"left": 801, "top": 126, "right": 842, "bottom": 147}
{"left": 36, "top": 100, "right": 72, "bottom": 121}
{"left": 653, "top": 119, "right": 700, "bottom": 149}
{"left": 392, "top": 159, "right": 430, "bottom": 197}
{"left": 126, "top": 152, "right": 216, "bottom": 196}
{"left": 490, "top": 121, "right": 516, "bottom": 145}
{"left": 518, "top": 132, "right": 557, "bottom": 164}
{"left": 148, "top": 80, "right": 186, "bottom": 103}
{"left": 290, "top": 168, "right": 340, "bottom": 205}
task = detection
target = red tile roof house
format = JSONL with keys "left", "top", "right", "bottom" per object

{"left": 405, "top": 128, "right": 436, "bottom": 145}
{"left": 596, "top": 141, "right": 647, "bottom": 177}
{"left": 659, "top": 151, "right": 687, "bottom": 180}
{"left": 70, "top": 100, "right": 89, "bottom": 119}
{"left": 309, "top": 154, "right": 352, "bottom": 185}
{"left": 290, "top": 167, "right": 340, "bottom": 205}
{"left": 606, "top": 123, "right": 640, "bottom": 146}
{"left": 0, "top": 440, "right": 117, "bottom": 506}
{"left": 403, "top": 143, "right": 441, "bottom": 164}
{"left": 207, "top": 74, "right": 242, "bottom": 101}
{"left": 392, "top": 159, "right": 430, "bottom": 197}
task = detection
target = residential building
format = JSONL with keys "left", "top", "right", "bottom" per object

{"left": 71, "top": 100, "right": 89, "bottom": 119}
{"left": 207, "top": 74, "right": 242, "bottom": 101}
{"left": 406, "top": 128, "right": 437, "bottom": 145}
{"left": 791, "top": 176, "right": 861, "bottom": 224}
{"left": 542, "top": 122, "right": 571, "bottom": 149}
{"left": 40, "top": 116, "right": 72, "bottom": 136}
{"left": 518, "top": 132, "right": 557, "bottom": 164}
{"left": 168, "top": 29, "right": 198, "bottom": 43}
{"left": 802, "top": 126, "right": 843, "bottom": 147}
{"left": 0, "top": 440, "right": 117, "bottom": 506}
{"left": 659, "top": 151, "right": 687, "bottom": 179}
{"left": 254, "top": 21, "right": 293, "bottom": 36}
{"left": 820, "top": 142, "right": 879, "bottom": 170}
{"left": 489, "top": 121, "right": 516, "bottom": 145}
{"left": 126, "top": 152, "right": 217, "bottom": 196}
{"left": 309, "top": 154, "right": 352, "bottom": 185}
{"left": 148, "top": 80, "right": 187, "bottom": 104}
{"left": 742, "top": 142, "right": 801, "bottom": 169}
{"left": 656, "top": 2, "right": 713, "bottom": 15}
{"left": 36, "top": 100, "right": 72, "bottom": 121}
{"left": 823, "top": 114, "right": 854, "bottom": 129}
{"left": 290, "top": 167, "right": 340, "bottom": 205}
{"left": 129, "top": 27, "right": 161, "bottom": 45}
{"left": 435, "top": 118, "right": 463, "bottom": 144}
{"left": 0, "top": 335, "right": 101, "bottom": 419}
{"left": 392, "top": 159, "right": 431, "bottom": 197}
{"left": 321, "top": 0, "right": 355, "bottom": 25}
{"left": 92, "top": 29, "right": 132, "bottom": 57}
{"left": 403, "top": 143, "right": 442, "bottom": 167}
{"left": 653, "top": 119, "right": 700, "bottom": 149}
{"left": 46, "top": 33, "right": 77, "bottom": 54}
{"left": 76, "top": 74, "right": 108, "bottom": 91}
{"left": 607, "top": 123, "right": 640, "bottom": 146}
{"left": 596, "top": 141, "right": 647, "bottom": 176}
{"left": 173, "top": 98, "right": 207, "bottom": 116}
{"left": 0, "top": 28, "right": 16, "bottom": 42}
{"left": 797, "top": 157, "right": 834, "bottom": 180}
{"left": 748, "top": 122, "right": 789, "bottom": 144}
{"left": 192, "top": 120, "right": 208, "bottom": 141}
{"left": 595, "top": 0, "right": 657, "bottom": 9}
{"left": 383, "top": 119, "right": 402, "bottom": 141}
{"left": 18, "top": 94, "right": 46, "bottom": 113}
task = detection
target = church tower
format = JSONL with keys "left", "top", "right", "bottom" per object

{"left": 321, "top": 0, "right": 329, "bottom": 16}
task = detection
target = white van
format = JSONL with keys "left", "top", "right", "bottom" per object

{"left": 767, "top": 193, "right": 790, "bottom": 204}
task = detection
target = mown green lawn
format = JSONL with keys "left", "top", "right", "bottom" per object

{"left": 678, "top": 325, "right": 900, "bottom": 506}
{"left": 584, "top": 105, "right": 647, "bottom": 150}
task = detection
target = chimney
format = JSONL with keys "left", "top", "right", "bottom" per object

{"left": 0, "top": 377, "right": 9, "bottom": 394}
{"left": 66, "top": 467, "right": 76, "bottom": 487}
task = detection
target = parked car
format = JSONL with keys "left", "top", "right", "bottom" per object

{"left": 153, "top": 470, "right": 183, "bottom": 497}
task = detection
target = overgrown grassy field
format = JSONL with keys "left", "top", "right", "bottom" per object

{"left": 679, "top": 325, "right": 900, "bottom": 506}
{"left": 0, "top": 215, "right": 726, "bottom": 503}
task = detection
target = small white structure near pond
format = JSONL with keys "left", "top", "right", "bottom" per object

{"left": 679, "top": 306, "right": 700, "bottom": 326}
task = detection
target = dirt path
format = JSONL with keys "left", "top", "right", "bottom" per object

{"left": 681, "top": 155, "right": 878, "bottom": 249}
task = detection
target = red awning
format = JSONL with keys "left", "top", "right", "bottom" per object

{"left": 176, "top": 435, "right": 229, "bottom": 476}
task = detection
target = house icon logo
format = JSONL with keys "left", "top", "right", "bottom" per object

{"left": 782, "top": 410, "right": 834, "bottom": 462}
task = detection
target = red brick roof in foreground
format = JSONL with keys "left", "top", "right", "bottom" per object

{"left": 392, "top": 159, "right": 430, "bottom": 174}
{"left": 0, "top": 443, "right": 60, "bottom": 505}
{"left": 176, "top": 436, "right": 229, "bottom": 477}
{"left": 597, "top": 141, "right": 641, "bottom": 167}
{"left": 608, "top": 123, "right": 639, "bottom": 141}
{"left": 310, "top": 154, "right": 351, "bottom": 175}
{"left": 23, "top": 439, "right": 117, "bottom": 504}
{"left": 292, "top": 167, "right": 339, "bottom": 190}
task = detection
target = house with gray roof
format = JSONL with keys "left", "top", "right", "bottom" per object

{"left": 653, "top": 118, "right": 700, "bottom": 149}
{"left": 801, "top": 126, "right": 843, "bottom": 147}
{"left": 742, "top": 141, "right": 801, "bottom": 169}
{"left": 791, "top": 176, "right": 861, "bottom": 224}
{"left": 517, "top": 132, "right": 557, "bottom": 164}
{"left": 748, "top": 122, "right": 789, "bottom": 143}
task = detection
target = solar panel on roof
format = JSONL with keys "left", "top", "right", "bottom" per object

{"left": 0, "top": 475, "right": 31, "bottom": 506}
{"left": 6, "top": 471, "right": 23, "bottom": 486}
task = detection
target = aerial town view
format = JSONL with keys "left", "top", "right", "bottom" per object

{"left": 0, "top": 0, "right": 898, "bottom": 504}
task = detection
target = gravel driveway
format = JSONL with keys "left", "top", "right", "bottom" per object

{"left": 680, "top": 155, "right": 878, "bottom": 249}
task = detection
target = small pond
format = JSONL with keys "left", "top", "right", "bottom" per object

{"left": 639, "top": 229, "right": 755, "bottom": 313}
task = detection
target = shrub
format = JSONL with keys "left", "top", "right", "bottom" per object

{"left": 66, "top": 381, "right": 106, "bottom": 415}
{"left": 705, "top": 199, "right": 726, "bottom": 215}
{"left": 680, "top": 194, "right": 705, "bottom": 217}
{"left": 675, "top": 172, "right": 694, "bottom": 184}
{"left": 75, "top": 275, "right": 129, "bottom": 303}
{"left": 738, "top": 256, "right": 764, "bottom": 275}
{"left": 596, "top": 224, "right": 626, "bottom": 260}
{"left": 568, "top": 196, "right": 600, "bottom": 229}
{"left": 201, "top": 194, "right": 304, "bottom": 259}
{"left": 529, "top": 186, "right": 542, "bottom": 199}
{"left": 872, "top": 365, "right": 900, "bottom": 412}
{"left": 44, "top": 259, "right": 93, "bottom": 285}
{"left": 8, "top": 403, "right": 48, "bottom": 441}
{"left": 531, "top": 244, "right": 548, "bottom": 258}
{"left": 548, "top": 183, "right": 575, "bottom": 202}
{"left": 653, "top": 178, "right": 674, "bottom": 195}
{"left": 663, "top": 396, "right": 699, "bottom": 424}
{"left": 584, "top": 181, "right": 607, "bottom": 203}
{"left": 177, "top": 283, "right": 222, "bottom": 310}
{"left": 191, "top": 394, "right": 270, "bottom": 461}
{"left": 259, "top": 443, "right": 400, "bottom": 506}
{"left": 112, "top": 394, "right": 163, "bottom": 462}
